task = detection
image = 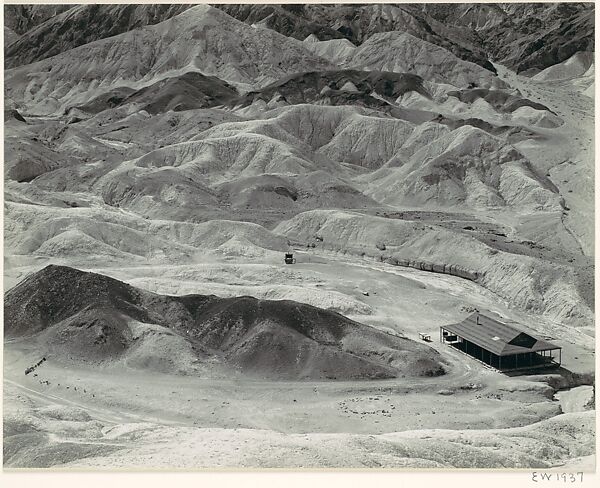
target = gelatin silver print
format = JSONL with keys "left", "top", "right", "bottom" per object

{"left": 3, "top": 2, "right": 595, "bottom": 470}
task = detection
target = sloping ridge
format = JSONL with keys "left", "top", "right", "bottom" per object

{"left": 346, "top": 31, "right": 504, "bottom": 89}
{"left": 4, "top": 265, "right": 446, "bottom": 380}
{"left": 365, "top": 125, "right": 563, "bottom": 210}
{"left": 74, "top": 72, "right": 239, "bottom": 115}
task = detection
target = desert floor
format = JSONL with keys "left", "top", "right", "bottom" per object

{"left": 4, "top": 247, "right": 595, "bottom": 469}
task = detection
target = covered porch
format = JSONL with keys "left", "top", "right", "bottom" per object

{"left": 440, "top": 325, "right": 561, "bottom": 371}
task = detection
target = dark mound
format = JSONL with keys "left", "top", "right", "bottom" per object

{"left": 5, "top": 265, "right": 447, "bottom": 380}
{"left": 234, "top": 70, "right": 429, "bottom": 109}
{"left": 67, "top": 87, "right": 136, "bottom": 115}
{"left": 447, "top": 88, "right": 554, "bottom": 114}
{"left": 73, "top": 72, "right": 238, "bottom": 115}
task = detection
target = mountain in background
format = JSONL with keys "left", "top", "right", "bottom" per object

{"left": 5, "top": 3, "right": 593, "bottom": 75}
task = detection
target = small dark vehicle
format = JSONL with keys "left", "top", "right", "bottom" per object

{"left": 284, "top": 252, "right": 296, "bottom": 264}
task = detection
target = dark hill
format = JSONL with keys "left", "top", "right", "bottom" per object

{"left": 5, "top": 265, "right": 447, "bottom": 380}
{"left": 68, "top": 87, "right": 137, "bottom": 115}
{"left": 73, "top": 72, "right": 239, "bottom": 115}
{"left": 234, "top": 70, "right": 429, "bottom": 109}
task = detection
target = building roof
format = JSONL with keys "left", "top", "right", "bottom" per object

{"left": 442, "top": 313, "right": 560, "bottom": 356}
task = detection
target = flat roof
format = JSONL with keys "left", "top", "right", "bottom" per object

{"left": 441, "top": 313, "right": 560, "bottom": 356}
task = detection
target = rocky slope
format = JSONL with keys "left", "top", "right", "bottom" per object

{"left": 421, "top": 2, "right": 594, "bottom": 74}
{"left": 3, "top": 4, "right": 72, "bottom": 36}
{"left": 4, "top": 26, "right": 19, "bottom": 46}
{"left": 4, "top": 4, "right": 192, "bottom": 68}
{"left": 364, "top": 124, "right": 563, "bottom": 209}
